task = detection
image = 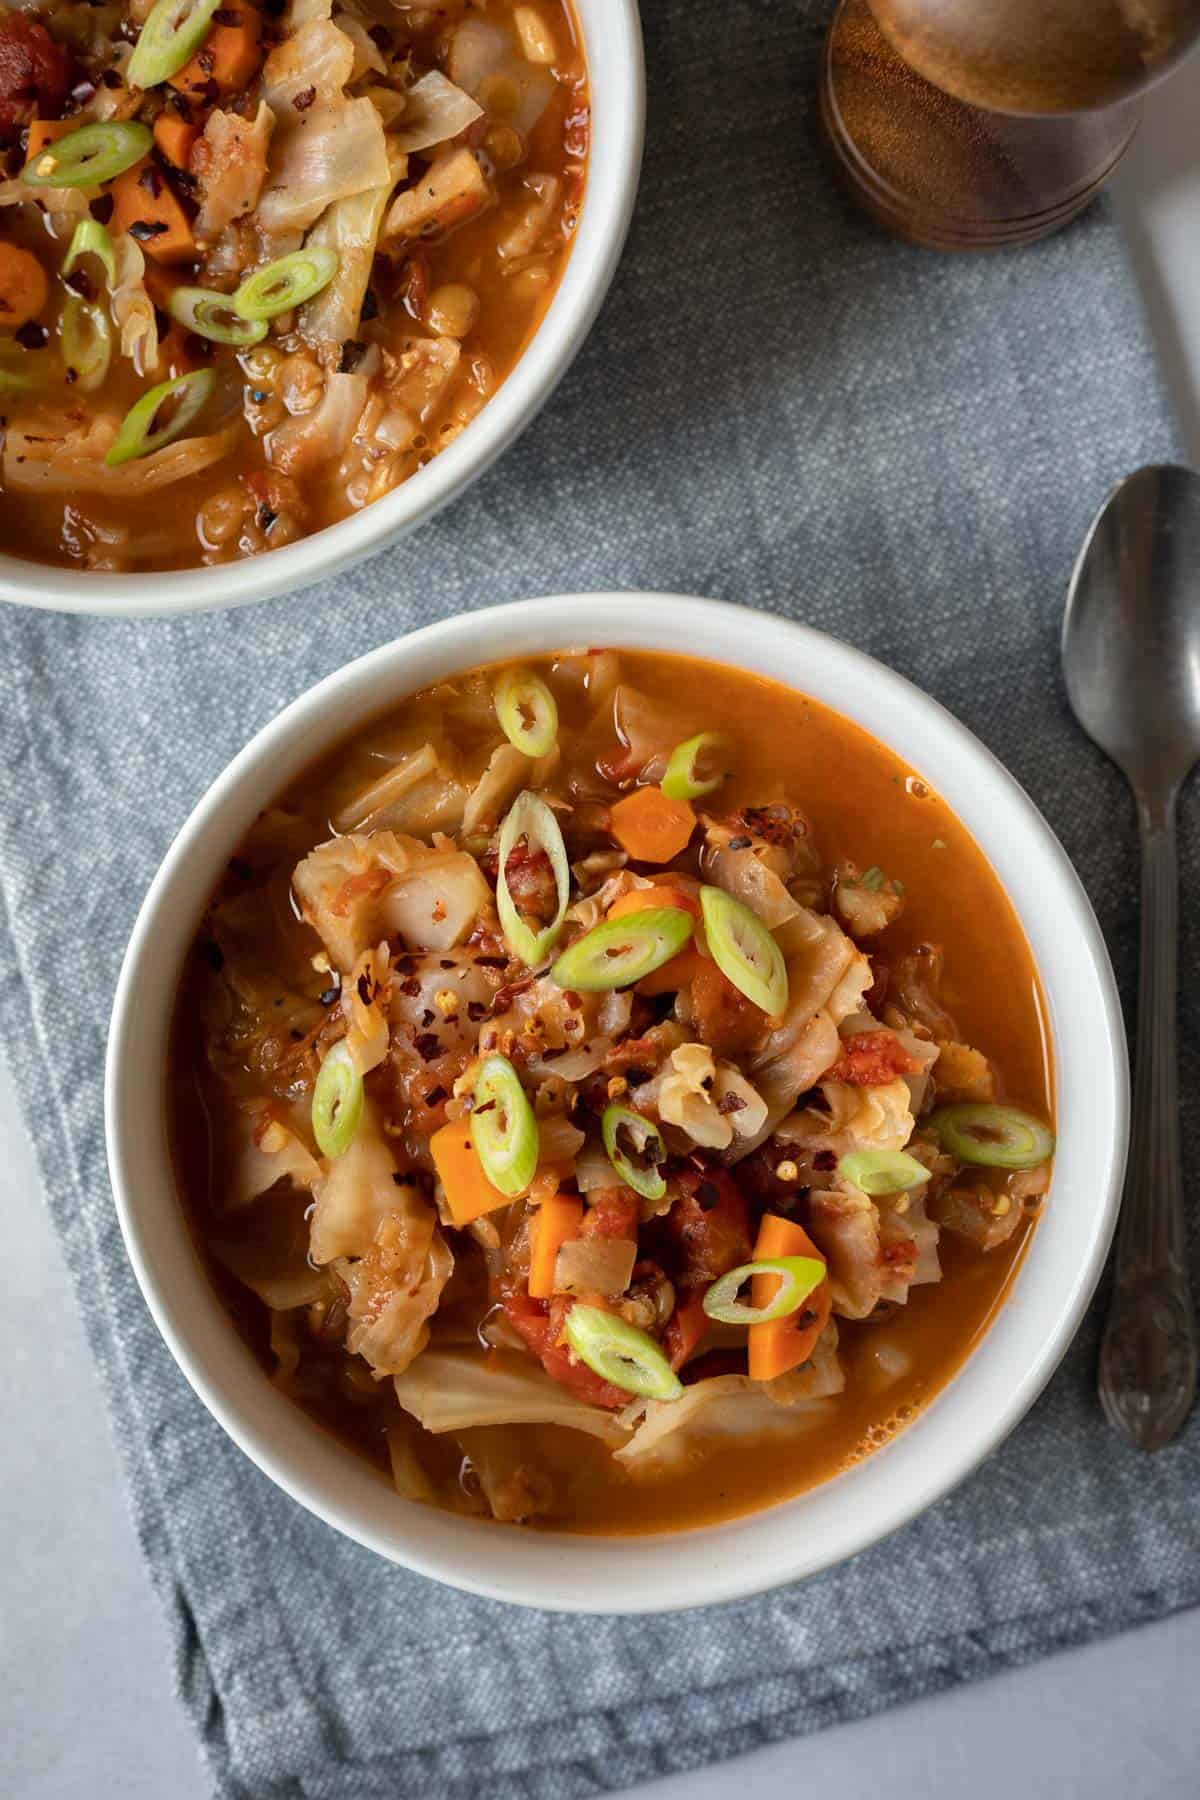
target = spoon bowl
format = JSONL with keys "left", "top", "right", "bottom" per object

{"left": 1062, "top": 463, "right": 1200, "bottom": 1451}
{"left": 1065, "top": 465, "right": 1200, "bottom": 803}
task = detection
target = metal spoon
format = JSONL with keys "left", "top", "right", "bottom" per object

{"left": 1063, "top": 463, "right": 1199, "bottom": 1451}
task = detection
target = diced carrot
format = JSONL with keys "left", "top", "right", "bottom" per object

{"left": 111, "top": 159, "right": 195, "bottom": 265}
{"left": 607, "top": 883, "right": 700, "bottom": 922}
{"left": 609, "top": 786, "right": 696, "bottom": 864}
{"left": 23, "top": 117, "right": 75, "bottom": 169}
{"left": 169, "top": 3, "right": 263, "bottom": 100}
{"left": 662, "top": 1290, "right": 708, "bottom": 1370}
{"left": 528, "top": 1193, "right": 582, "bottom": 1300}
{"left": 154, "top": 112, "right": 200, "bottom": 172}
{"left": 747, "top": 1213, "right": 831, "bottom": 1382}
{"left": 429, "top": 1120, "right": 510, "bottom": 1227}
{"left": 0, "top": 241, "right": 48, "bottom": 333}
{"left": 607, "top": 882, "right": 706, "bottom": 994}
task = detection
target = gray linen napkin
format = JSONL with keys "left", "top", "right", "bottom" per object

{"left": 3, "top": 3, "right": 1198, "bottom": 1796}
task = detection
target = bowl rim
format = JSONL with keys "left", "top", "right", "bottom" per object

{"left": 0, "top": 0, "right": 645, "bottom": 619}
{"left": 105, "top": 592, "right": 1129, "bottom": 1612}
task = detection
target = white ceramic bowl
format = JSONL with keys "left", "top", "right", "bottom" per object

{"left": 106, "top": 593, "right": 1128, "bottom": 1612}
{"left": 0, "top": 4, "right": 644, "bottom": 618}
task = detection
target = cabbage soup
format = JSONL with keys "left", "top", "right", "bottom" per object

{"left": 170, "top": 649, "right": 1055, "bottom": 1533}
{"left": 0, "top": 0, "right": 586, "bottom": 570}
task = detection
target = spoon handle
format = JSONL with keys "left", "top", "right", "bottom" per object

{"left": 1098, "top": 806, "right": 1197, "bottom": 1451}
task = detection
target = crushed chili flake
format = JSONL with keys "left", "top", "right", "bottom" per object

{"left": 292, "top": 84, "right": 316, "bottom": 111}
{"left": 413, "top": 1032, "right": 441, "bottom": 1063}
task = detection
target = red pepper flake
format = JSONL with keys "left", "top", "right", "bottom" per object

{"left": 292, "top": 85, "right": 316, "bottom": 112}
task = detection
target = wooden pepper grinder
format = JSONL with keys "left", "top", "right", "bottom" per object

{"left": 819, "top": 0, "right": 1200, "bottom": 249}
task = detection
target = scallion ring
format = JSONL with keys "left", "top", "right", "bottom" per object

{"left": 469, "top": 1054, "right": 538, "bottom": 1196}
{"left": 698, "top": 884, "right": 788, "bottom": 1016}
{"left": 496, "top": 790, "right": 570, "bottom": 967}
{"left": 565, "top": 1305, "right": 683, "bottom": 1401}
{"left": 232, "top": 247, "right": 340, "bottom": 322}
{"left": 494, "top": 667, "right": 558, "bottom": 759}
{"left": 61, "top": 296, "right": 112, "bottom": 392}
{"left": 311, "top": 1040, "right": 364, "bottom": 1160}
{"left": 838, "top": 1149, "right": 931, "bottom": 1196}
{"left": 550, "top": 906, "right": 694, "bottom": 993}
{"left": 601, "top": 1104, "right": 666, "bottom": 1202}
{"left": 127, "top": 0, "right": 221, "bottom": 89}
{"left": 63, "top": 218, "right": 117, "bottom": 289}
{"left": 928, "top": 1102, "right": 1055, "bottom": 1171}
{"left": 23, "top": 121, "right": 152, "bottom": 190}
{"left": 105, "top": 367, "right": 217, "bottom": 467}
{"left": 168, "top": 285, "right": 268, "bottom": 347}
{"left": 661, "top": 731, "right": 729, "bottom": 801}
{"left": 702, "top": 1255, "right": 827, "bottom": 1327}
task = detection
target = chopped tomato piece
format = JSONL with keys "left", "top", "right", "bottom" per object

{"left": 581, "top": 1186, "right": 639, "bottom": 1239}
{"left": 827, "top": 1029, "right": 921, "bottom": 1086}
{"left": 501, "top": 1287, "right": 628, "bottom": 1409}
{"left": 0, "top": 18, "right": 72, "bottom": 142}
{"left": 664, "top": 1167, "right": 751, "bottom": 1286}
{"left": 690, "top": 958, "right": 762, "bottom": 1056}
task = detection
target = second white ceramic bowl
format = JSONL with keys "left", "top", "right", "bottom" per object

{"left": 106, "top": 593, "right": 1128, "bottom": 1611}
{"left": 0, "top": 2, "right": 645, "bottom": 617}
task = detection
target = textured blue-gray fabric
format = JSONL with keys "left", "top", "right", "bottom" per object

{"left": 2, "top": 3, "right": 1198, "bottom": 1796}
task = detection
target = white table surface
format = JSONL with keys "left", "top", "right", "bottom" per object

{"left": 5, "top": 62, "right": 1200, "bottom": 1800}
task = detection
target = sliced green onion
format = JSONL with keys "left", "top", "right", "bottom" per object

{"left": 168, "top": 285, "right": 268, "bottom": 347}
{"left": 928, "top": 1102, "right": 1055, "bottom": 1170}
{"left": 232, "top": 247, "right": 340, "bottom": 322}
{"left": 601, "top": 1104, "right": 666, "bottom": 1202}
{"left": 311, "top": 1041, "right": 364, "bottom": 1160}
{"left": 496, "top": 790, "right": 569, "bottom": 967}
{"left": 838, "top": 1149, "right": 931, "bottom": 1196}
{"left": 105, "top": 367, "right": 216, "bottom": 467}
{"left": 127, "top": 0, "right": 221, "bottom": 89}
{"left": 702, "top": 1255, "right": 826, "bottom": 1327}
{"left": 61, "top": 296, "right": 112, "bottom": 392}
{"left": 469, "top": 1054, "right": 538, "bottom": 1196}
{"left": 24, "top": 121, "right": 152, "bottom": 189}
{"left": 63, "top": 218, "right": 117, "bottom": 289}
{"left": 661, "top": 732, "right": 728, "bottom": 801}
{"left": 698, "top": 885, "right": 788, "bottom": 1017}
{"left": 551, "top": 906, "right": 694, "bottom": 993}
{"left": 495, "top": 667, "right": 558, "bottom": 759}
{"left": 860, "top": 866, "right": 886, "bottom": 891}
{"left": 565, "top": 1304, "right": 683, "bottom": 1401}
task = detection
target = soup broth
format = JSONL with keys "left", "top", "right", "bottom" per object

{"left": 170, "top": 649, "right": 1053, "bottom": 1534}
